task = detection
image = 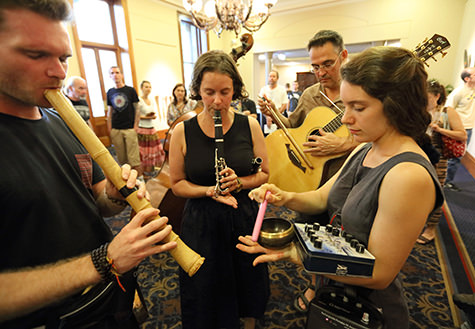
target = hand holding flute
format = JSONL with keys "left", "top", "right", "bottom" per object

{"left": 45, "top": 89, "right": 205, "bottom": 276}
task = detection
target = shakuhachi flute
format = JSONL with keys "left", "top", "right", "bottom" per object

{"left": 44, "top": 89, "right": 204, "bottom": 276}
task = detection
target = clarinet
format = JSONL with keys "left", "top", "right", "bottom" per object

{"left": 251, "top": 157, "right": 262, "bottom": 174}
{"left": 213, "top": 110, "right": 228, "bottom": 196}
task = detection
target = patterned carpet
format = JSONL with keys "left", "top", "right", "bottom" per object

{"left": 105, "top": 203, "right": 456, "bottom": 329}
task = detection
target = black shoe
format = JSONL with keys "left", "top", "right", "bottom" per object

{"left": 453, "top": 293, "right": 475, "bottom": 314}
{"left": 444, "top": 182, "right": 461, "bottom": 191}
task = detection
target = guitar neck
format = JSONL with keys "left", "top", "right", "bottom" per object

{"left": 322, "top": 112, "right": 343, "bottom": 133}
{"left": 264, "top": 101, "right": 287, "bottom": 131}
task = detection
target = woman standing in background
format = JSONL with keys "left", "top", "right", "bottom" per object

{"left": 167, "top": 83, "right": 197, "bottom": 126}
{"left": 137, "top": 80, "right": 164, "bottom": 178}
{"left": 417, "top": 79, "right": 467, "bottom": 244}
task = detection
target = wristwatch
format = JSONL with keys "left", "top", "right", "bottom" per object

{"left": 235, "top": 177, "right": 243, "bottom": 193}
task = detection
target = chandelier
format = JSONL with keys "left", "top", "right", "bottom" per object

{"left": 183, "top": 0, "right": 278, "bottom": 36}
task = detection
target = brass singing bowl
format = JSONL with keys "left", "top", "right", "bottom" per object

{"left": 258, "top": 217, "right": 295, "bottom": 249}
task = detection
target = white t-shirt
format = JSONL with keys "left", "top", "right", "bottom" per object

{"left": 445, "top": 84, "right": 475, "bottom": 129}
{"left": 138, "top": 97, "right": 157, "bottom": 128}
{"left": 259, "top": 85, "right": 288, "bottom": 110}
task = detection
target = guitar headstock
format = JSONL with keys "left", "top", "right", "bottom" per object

{"left": 413, "top": 34, "right": 450, "bottom": 66}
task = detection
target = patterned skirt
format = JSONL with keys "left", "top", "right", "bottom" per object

{"left": 136, "top": 127, "right": 164, "bottom": 167}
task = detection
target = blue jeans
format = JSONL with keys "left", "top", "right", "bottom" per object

{"left": 446, "top": 128, "right": 472, "bottom": 183}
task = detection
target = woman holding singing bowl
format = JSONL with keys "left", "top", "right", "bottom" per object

{"left": 169, "top": 50, "right": 269, "bottom": 329}
{"left": 237, "top": 46, "right": 444, "bottom": 329}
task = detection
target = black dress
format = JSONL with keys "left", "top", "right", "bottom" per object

{"left": 179, "top": 113, "right": 269, "bottom": 329}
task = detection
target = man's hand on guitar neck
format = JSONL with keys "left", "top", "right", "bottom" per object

{"left": 258, "top": 95, "right": 291, "bottom": 128}
{"left": 303, "top": 129, "right": 357, "bottom": 156}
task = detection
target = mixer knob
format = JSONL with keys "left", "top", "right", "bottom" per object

{"left": 350, "top": 239, "right": 359, "bottom": 248}
{"left": 304, "top": 224, "right": 310, "bottom": 233}
{"left": 332, "top": 227, "right": 340, "bottom": 236}
{"left": 326, "top": 224, "right": 333, "bottom": 233}
{"left": 312, "top": 223, "right": 320, "bottom": 231}
{"left": 310, "top": 234, "right": 318, "bottom": 243}
{"left": 356, "top": 244, "right": 365, "bottom": 253}
{"left": 345, "top": 234, "right": 353, "bottom": 242}
{"left": 307, "top": 229, "right": 315, "bottom": 237}
{"left": 313, "top": 239, "right": 323, "bottom": 249}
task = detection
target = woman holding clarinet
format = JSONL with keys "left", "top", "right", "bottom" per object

{"left": 169, "top": 50, "right": 269, "bottom": 329}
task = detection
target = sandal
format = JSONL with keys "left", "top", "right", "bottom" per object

{"left": 294, "top": 286, "right": 315, "bottom": 313}
{"left": 416, "top": 234, "right": 434, "bottom": 245}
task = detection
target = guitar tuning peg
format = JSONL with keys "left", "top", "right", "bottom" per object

{"left": 441, "top": 51, "right": 448, "bottom": 58}
{"left": 432, "top": 57, "right": 438, "bottom": 62}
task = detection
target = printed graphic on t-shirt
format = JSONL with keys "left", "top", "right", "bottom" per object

{"left": 111, "top": 93, "right": 129, "bottom": 112}
{"left": 74, "top": 104, "right": 90, "bottom": 121}
{"left": 75, "top": 154, "right": 93, "bottom": 190}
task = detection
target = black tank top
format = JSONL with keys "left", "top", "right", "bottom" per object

{"left": 184, "top": 113, "right": 255, "bottom": 187}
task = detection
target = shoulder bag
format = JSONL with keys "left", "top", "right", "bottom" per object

{"left": 440, "top": 108, "right": 466, "bottom": 159}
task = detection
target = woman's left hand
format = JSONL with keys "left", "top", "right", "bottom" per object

{"left": 236, "top": 235, "right": 301, "bottom": 266}
{"left": 206, "top": 186, "right": 238, "bottom": 208}
{"left": 218, "top": 167, "right": 241, "bottom": 193}
{"left": 430, "top": 123, "right": 441, "bottom": 132}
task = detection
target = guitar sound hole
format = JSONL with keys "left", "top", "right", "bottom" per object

{"left": 308, "top": 129, "right": 322, "bottom": 141}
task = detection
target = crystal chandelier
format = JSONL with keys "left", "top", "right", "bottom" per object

{"left": 183, "top": 0, "right": 278, "bottom": 36}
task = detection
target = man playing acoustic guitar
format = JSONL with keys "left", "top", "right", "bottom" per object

{"left": 258, "top": 29, "right": 359, "bottom": 314}
{"left": 259, "top": 30, "right": 358, "bottom": 160}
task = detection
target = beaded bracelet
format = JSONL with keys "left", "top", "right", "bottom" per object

{"left": 91, "top": 243, "right": 114, "bottom": 282}
{"left": 91, "top": 243, "right": 126, "bottom": 291}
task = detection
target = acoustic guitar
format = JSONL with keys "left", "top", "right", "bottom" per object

{"left": 265, "top": 34, "right": 450, "bottom": 193}
{"left": 265, "top": 105, "right": 349, "bottom": 192}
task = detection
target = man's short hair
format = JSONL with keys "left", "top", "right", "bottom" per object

{"left": 64, "top": 76, "right": 84, "bottom": 93}
{"left": 109, "top": 66, "right": 121, "bottom": 74}
{"left": 461, "top": 68, "right": 473, "bottom": 82}
{"left": 270, "top": 70, "right": 279, "bottom": 79}
{"left": 0, "top": 0, "right": 71, "bottom": 30}
{"left": 307, "top": 30, "right": 345, "bottom": 53}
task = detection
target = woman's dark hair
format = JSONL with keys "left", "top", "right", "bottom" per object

{"left": 189, "top": 50, "right": 248, "bottom": 101}
{"left": 172, "top": 83, "right": 188, "bottom": 105}
{"left": 427, "top": 79, "right": 447, "bottom": 105}
{"left": 340, "top": 46, "right": 430, "bottom": 143}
